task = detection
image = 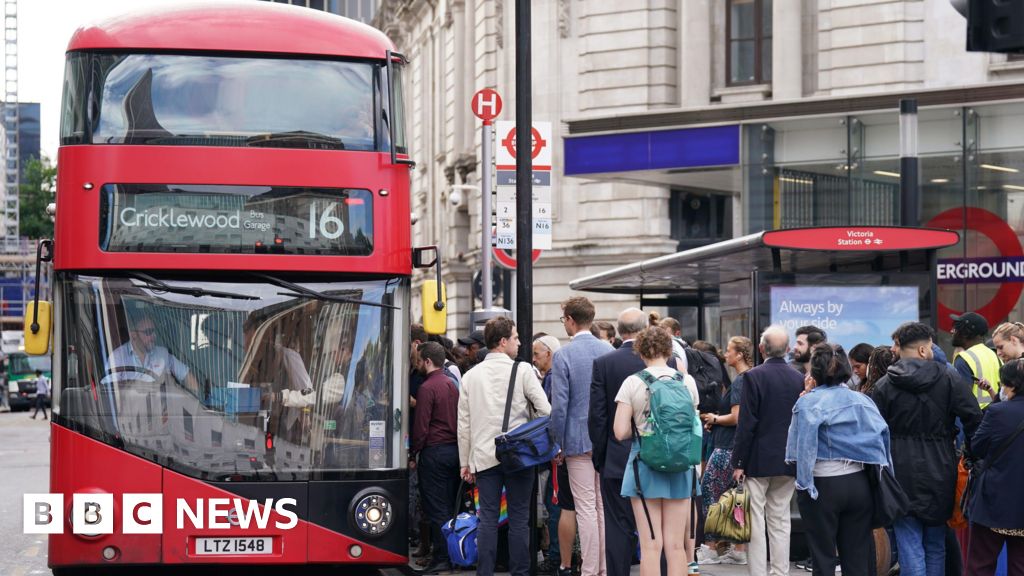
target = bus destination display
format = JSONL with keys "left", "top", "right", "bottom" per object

{"left": 100, "top": 184, "right": 374, "bottom": 255}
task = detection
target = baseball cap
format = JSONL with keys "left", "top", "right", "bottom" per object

{"left": 950, "top": 312, "right": 989, "bottom": 337}
{"left": 458, "top": 330, "right": 485, "bottom": 347}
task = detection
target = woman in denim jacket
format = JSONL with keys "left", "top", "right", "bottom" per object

{"left": 785, "top": 343, "right": 894, "bottom": 576}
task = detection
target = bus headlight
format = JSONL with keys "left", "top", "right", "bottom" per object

{"left": 353, "top": 493, "right": 393, "bottom": 536}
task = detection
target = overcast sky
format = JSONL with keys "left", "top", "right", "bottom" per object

{"left": 20, "top": 0, "right": 259, "bottom": 161}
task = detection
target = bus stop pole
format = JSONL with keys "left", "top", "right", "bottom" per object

{"left": 900, "top": 98, "right": 919, "bottom": 226}
{"left": 514, "top": 0, "right": 533, "bottom": 362}
{"left": 515, "top": 1, "right": 537, "bottom": 574}
{"left": 482, "top": 120, "right": 494, "bottom": 309}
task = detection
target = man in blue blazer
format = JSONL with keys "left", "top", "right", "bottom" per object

{"left": 551, "top": 296, "right": 614, "bottom": 576}
{"left": 590, "top": 308, "right": 676, "bottom": 576}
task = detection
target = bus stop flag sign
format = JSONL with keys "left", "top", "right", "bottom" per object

{"left": 495, "top": 120, "right": 552, "bottom": 251}
{"left": 472, "top": 88, "right": 502, "bottom": 123}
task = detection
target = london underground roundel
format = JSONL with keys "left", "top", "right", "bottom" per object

{"left": 927, "top": 207, "right": 1024, "bottom": 333}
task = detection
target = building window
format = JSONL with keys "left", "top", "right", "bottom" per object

{"left": 670, "top": 191, "right": 732, "bottom": 251}
{"left": 727, "top": 0, "right": 772, "bottom": 86}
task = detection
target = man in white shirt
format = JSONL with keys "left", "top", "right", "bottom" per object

{"left": 107, "top": 314, "right": 199, "bottom": 394}
{"left": 458, "top": 316, "right": 550, "bottom": 576}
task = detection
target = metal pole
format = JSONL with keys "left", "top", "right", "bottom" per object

{"left": 482, "top": 121, "right": 494, "bottom": 309}
{"left": 515, "top": 2, "right": 537, "bottom": 575}
{"left": 899, "top": 98, "right": 920, "bottom": 226}
{"left": 515, "top": 0, "right": 532, "bottom": 359}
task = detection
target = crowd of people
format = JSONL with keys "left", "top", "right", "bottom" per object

{"left": 406, "top": 302, "right": 1024, "bottom": 576}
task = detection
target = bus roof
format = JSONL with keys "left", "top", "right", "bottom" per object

{"left": 67, "top": 1, "right": 395, "bottom": 60}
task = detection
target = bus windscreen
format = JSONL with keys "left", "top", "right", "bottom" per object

{"left": 99, "top": 184, "right": 373, "bottom": 255}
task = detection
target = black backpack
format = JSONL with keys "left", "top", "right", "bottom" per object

{"left": 684, "top": 348, "right": 730, "bottom": 414}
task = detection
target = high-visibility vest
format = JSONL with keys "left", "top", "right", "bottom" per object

{"left": 955, "top": 342, "right": 1002, "bottom": 408}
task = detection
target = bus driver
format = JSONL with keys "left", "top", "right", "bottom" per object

{"left": 107, "top": 313, "right": 200, "bottom": 394}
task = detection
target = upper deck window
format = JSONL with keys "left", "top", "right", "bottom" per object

{"left": 62, "top": 53, "right": 380, "bottom": 151}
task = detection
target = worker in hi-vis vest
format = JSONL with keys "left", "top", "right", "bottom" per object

{"left": 951, "top": 312, "right": 1002, "bottom": 408}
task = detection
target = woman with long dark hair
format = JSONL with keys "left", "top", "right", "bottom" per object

{"left": 861, "top": 345, "right": 895, "bottom": 396}
{"left": 785, "top": 343, "right": 894, "bottom": 576}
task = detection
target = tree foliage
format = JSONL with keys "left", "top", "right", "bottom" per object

{"left": 19, "top": 156, "right": 56, "bottom": 240}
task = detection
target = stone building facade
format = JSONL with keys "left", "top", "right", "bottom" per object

{"left": 375, "top": 0, "right": 1024, "bottom": 343}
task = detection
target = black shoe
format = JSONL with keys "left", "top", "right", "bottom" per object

{"left": 417, "top": 560, "right": 453, "bottom": 575}
{"left": 556, "top": 567, "right": 572, "bottom": 576}
{"left": 537, "top": 558, "right": 559, "bottom": 575}
{"left": 795, "top": 558, "right": 812, "bottom": 571}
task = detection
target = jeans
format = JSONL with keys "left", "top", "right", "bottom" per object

{"left": 476, "top": 465, "right": 535, "bottom": 576}
{"left": 544, "top": 470, "right": 561, "bottom": 564}
{"left": 418, "top": 443, "right": 461, "bottom": 563}
{"left": 892, "top": 516, "right": 946, "bottom": 576}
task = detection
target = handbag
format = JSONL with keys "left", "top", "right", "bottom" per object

{"left": 865, "top": 464, "right": 910, "bottom": 528}
{"left": 704, "top": 481, "right": 751, "bottom": 543}
{"left": 949, "top": 456, "right": 969, "bottom": 529}
{"left": 960, "top": 417, "right": 1024, "bottom": 521}
{"left": 441, "top": 480, "right": 478, "bottom": 568}
{"left": 494, "top": 361, "right": 560, "bottom": 473}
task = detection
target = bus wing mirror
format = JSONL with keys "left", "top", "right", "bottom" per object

{"left": 25, "top": 240, "right": 53, "bottom": 355}
{"left": 421, "top": 280, "right": 447, "bottom": 335}
{"left": 24, "top": 301, "right": 52, "bottom": 355}
{"left": 414, "top": 246, "right": 446, "bottom": 335}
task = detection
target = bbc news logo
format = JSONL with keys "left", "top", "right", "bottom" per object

{"left": 24, "top": 493, "right": 298, "bottom": 534}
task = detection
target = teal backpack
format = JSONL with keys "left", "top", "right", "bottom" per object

{"left": 634, "top": 369, "right": 702, "bottom": 472}
{"left": 632, "top": 369, "right": 703, "bottom": 540}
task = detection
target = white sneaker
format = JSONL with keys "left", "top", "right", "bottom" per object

{"left": 695, "top": 545, "right": 721, "bottom": 565}
{"left": 718, "top": 549, "right": 748, "bottom": 565}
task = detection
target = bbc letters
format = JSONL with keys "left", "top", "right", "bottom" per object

{"left": 24, "top": 493, "right": 298, "bottom": 534}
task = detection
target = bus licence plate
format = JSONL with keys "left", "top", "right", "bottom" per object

{"left": 194, "top": 537, "right": 272, "bottom": 555}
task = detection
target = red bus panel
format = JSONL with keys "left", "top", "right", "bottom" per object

{"left": 67, "top": 2, "right": 395, "bottom": 59}
{"left": 49, "top": 423, "right": 163, "bottom": 566}
{"left": 49, "top": 425, "right": 408, "bottom": 568}
{"left": 55, "top": 146, "right": 411, "bottom": 274}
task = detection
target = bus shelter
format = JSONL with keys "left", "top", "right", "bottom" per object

{"left": 570, "top": 226, "right": 960, "bottom": 354}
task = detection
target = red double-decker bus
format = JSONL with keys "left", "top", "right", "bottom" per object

{"left": 33, "top": 2, "right": 423, "bottom": 572}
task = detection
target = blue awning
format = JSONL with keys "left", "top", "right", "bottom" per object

{"left": 564, "top": 124, "right": 740, "bottom": 175}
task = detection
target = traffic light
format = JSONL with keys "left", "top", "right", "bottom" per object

{"left": 967, "top": 0, "right": 1024, "bottom": 53}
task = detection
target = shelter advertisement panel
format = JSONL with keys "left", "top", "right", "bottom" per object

{"left": 769, "top": 285, "right": 920, "bottom": 353}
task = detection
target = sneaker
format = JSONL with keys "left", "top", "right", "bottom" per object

{"left": 688, "top": 561, "right": 700, "bottom": 575}
{"left": 695, "top": 545, "right": 721, "bottom": 565}
{"left": 795, "top": 558, "right": 812, "bottom": 571}
{"left": 557, "top": 566, "right": 573, "bottom": 576}
{"left": 719, "top": 549, "right": 748, "bottom": 565}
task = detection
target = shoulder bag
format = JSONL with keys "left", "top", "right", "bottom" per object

{"left": 866, "top": 463, "right": 911, "bottom": 528}
{"left": 494, "top": 361, "right": 560, "bottom": 473}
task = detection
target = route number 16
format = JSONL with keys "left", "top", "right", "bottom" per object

{"left": 309, "top": 202, "right": 345, "bottom": 239}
